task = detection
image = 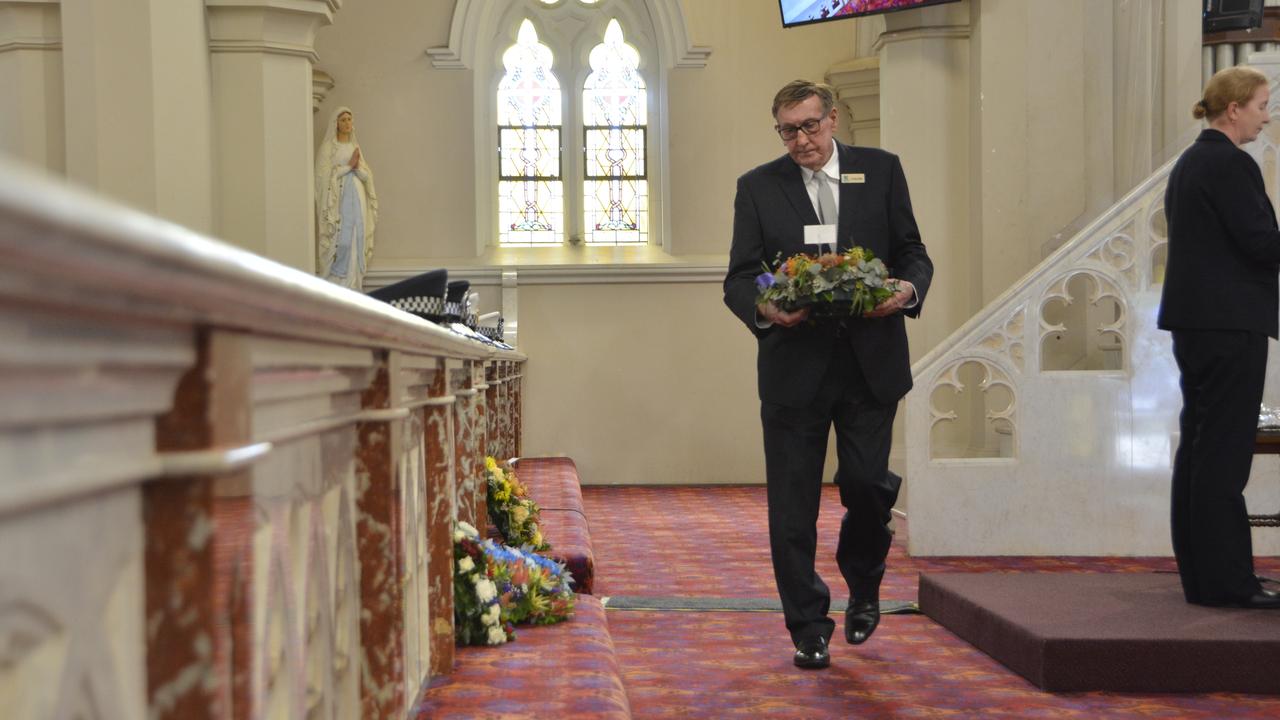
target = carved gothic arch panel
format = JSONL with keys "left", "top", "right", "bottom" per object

{"left": 1038, "top": 268, "right": 1127, "bottom": 373}
{"left": 927, "top": 354, "right": 1017, "bottom": 460}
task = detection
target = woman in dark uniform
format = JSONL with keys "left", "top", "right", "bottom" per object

{"left": 1159, "top": 65, "right": 1280, "bottom": 608}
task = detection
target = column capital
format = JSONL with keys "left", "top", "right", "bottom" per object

{"left": 826, "top": 56, "right": 880, "bottom": 127}
{"left": 873, "top": 0, "right": 970, "bottom": 53}
{"left": 313, "top": 67, "right": 334, "bottom": 113}
{"left": 0, "top": 0, "right": 61, "bottom": 54}
{"left": 205, "top": 0, "right": 341, "bottom": 62}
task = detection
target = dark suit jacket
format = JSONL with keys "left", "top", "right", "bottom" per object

{"left": 724, "top": 142, "right": 933, "bottom": 408}
{"left": 1159, "top": 129, "right": 1280, "bottom": 339}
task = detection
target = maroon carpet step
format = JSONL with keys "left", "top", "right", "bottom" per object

{"left": 513, "top": 456, "right": 595, "bottom": 594}
{"left": 920, "top": 571, "right": 1280, "bottom": 693}
{"left": 410, "top": 593, "right": 631, "bottom": 719}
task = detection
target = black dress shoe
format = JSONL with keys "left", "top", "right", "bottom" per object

{"left": 845, "top": 600, "right": 880, "bottom": 644}
{"left": 1238, "top": 588, "right": 1280, "bottom": 609}
{"left": 793, "top": 636, "right": 829, "bottom": 669}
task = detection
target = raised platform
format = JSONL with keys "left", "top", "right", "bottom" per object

{"left": 919, "top": 572, "right": 1280, "bottom": 693}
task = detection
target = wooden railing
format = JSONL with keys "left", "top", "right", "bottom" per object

{"left": 0, "top": 160, "right": 524, "bottom": 719}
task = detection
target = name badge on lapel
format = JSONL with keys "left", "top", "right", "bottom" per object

{"left": 841, "top": 173, "right": 865, "bottom": 184}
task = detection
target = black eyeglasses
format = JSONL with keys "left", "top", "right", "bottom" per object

{"left": 775, "top": 117, "right": 825, "bottom": 141}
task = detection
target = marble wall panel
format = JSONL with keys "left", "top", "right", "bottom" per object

{"left": 0, "top": 490, "right": 146, "bottom": 720}
{"left": 425, "top": 397, "right": 456, "bottom": 678}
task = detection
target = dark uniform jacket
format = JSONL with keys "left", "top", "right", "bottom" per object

{"left": 1159, "top": 128, "right": 1280, "bottom": 338}
{"left": 724, "top": 142, "right": 933, "bottom": 407}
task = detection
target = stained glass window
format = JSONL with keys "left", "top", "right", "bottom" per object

{"left": 497, "top": 20, "right": 563, "bottom": 247}
{"left": 582, "top": 19, "right": 648, "bottom": 246}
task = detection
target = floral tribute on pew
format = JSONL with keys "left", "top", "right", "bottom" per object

{"left": 756, "top": 247, "right": 899, "bottom": 318}
{"left": 453, "top": 520, "right": 575, "bottom": 646}
{"left": 485, "top": 456, "right": 549, "bottom": 551}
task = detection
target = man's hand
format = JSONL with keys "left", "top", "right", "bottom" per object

{"left": 864, "top": 280, "right": 914, "bottom": 318}
{"left": 758, "top": 301, "right": 810, "bottom": 327}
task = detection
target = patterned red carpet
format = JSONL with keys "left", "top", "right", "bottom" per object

{"left": 583, "top": 484, "right": 1280, "bottom": 718}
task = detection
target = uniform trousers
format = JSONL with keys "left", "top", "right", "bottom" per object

{"left": 760, "top": 337, "right": 900, "bottom": 643}
{"left": 1170, "top": 328, "right": 1267, "bottom": 603}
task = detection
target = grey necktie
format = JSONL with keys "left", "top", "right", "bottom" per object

{"left": 814, "top": 170, "right": 837, "bottom": 225}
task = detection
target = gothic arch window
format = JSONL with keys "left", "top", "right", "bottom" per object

{"left": 427, "top": 0, "right": 709, "bottom": 255}
{"left": 497, "top": 20, "right": 564, "bottom": 246}
{"left": 582, "top": 19, "right": 648, "bottom": 246}
{"left": 496, "top": 10, "right": 648, "bottom": 247}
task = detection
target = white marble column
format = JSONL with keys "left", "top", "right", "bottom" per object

{"left": 876, "top": 2, "right": 973, "bottom": 357}
{"left": 206, "top": 0, "right": 338, "bottom": 274}
{"left": 826, "top": 57, "right": 880, "bottom": 149}
{"left": 60, "top": 0, "right": 214, "bottom": 233}
{"left": 0, "top": 0, "right": 63, "bottom": 173}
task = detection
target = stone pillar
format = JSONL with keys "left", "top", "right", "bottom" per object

{"left": 451, "top": 362, "right": 481, "bottom": 530}
{"left": 60, "top": 0, "right": 214, "bottom": 232}
{"left": 425, "top": 358, "right": 459, "bottom": 677}
{"left": 472, "top": 362, "right": 489, "bottom": 525}
{"left": 0, "top": 0, "right": 63, "bottom": 172}
{"left": 354, "top": 354, "right": 407, "bottom": 719}
{"left": 147, "top": 330, "right": 256, "bottom": 720}
{"left": 486, "top": 362, "right": 499, "bottom": 458}
{"left": 509, "top": 363, "right": 519, "bottom": 453}
{"left": 876, "top": 2, "right": 973, "bottom": 355}
{"left": 826, "top": 57, "right": 880, "bottom": 149}
{"left": 206, "top": 0, "right": 338, "bottom": 273}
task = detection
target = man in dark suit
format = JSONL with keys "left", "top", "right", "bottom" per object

{"left": 724, "top": 80, "right": 933, "bottom": 668}
{"left": 1159, "top": 65, "right": 1280, "bottom": 609}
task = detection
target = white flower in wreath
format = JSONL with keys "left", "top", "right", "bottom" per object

{"left": 486, "top": 625, "right": 506, "bottom": 645}
{"left": 458, "top": 556, "right": 475, "bottom": 573}
{"left": 484, "top": 603, "right": 501, "bottom": 624}
{"left": 457, "top": 520, "right": 479, "bottom": 538}
{"left": 476, "top": 578, "right": 497, "bottom": 603}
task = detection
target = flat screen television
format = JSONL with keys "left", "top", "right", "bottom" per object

{"left": 780, "top": 0, "right": 960, "bottom": 28}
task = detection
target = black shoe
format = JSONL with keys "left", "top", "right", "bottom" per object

{"left": 793, "top": 636, "right": 829, "bottom": 669}
{"left": 845, "top": 600, "right": 880, "bottom": 644}
{"left": 1193, "top": 588, "right": 1280, "bottom": 609}
{"left": 1238, "top": 589, "right": 1280, "bottom": 609}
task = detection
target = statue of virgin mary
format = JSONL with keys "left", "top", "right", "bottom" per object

{"left": 316, "top": 106, "right": 378, "bottom": 290}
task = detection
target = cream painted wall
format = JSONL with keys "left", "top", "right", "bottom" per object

{"left": 0, "top": 1, "right": 64, "bottom": 174}
{"left": 61, "top": 0, "right": 214, "bottom": 234}
{"left": 313, "top": 0, "right": 476, "bottom": 262}
{"left": 974, "top": 0, "right": 1088, "bottom": 306}
{"left": 972, "top": 0, "right": 1201, "bottom": 305}
{"left": 667, "top": 0, "right": 857, "bottom": 257}
{"left": 518, "top": 281, "right": 764, "bottom": 484}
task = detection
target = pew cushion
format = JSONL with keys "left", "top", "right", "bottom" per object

{"left": 514, "top": 456, "right": 595, "bottom": 594}
{"left": 410, "top": 594, "right": 631, "bottom": 719}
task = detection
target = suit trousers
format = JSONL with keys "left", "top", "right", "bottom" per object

{"left": 760, "top": 337, "right": 900, "bottom": 644}
{"left": 1170, "top": 329, "right": 1267, "bottom": 603}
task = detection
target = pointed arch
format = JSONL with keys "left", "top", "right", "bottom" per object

{"left": 426, "top": 0, "right": 710, "bottom": 253}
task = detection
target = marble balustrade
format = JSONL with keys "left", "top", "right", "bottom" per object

{"left": 0, "top": 160, "right": 525, "bottom": 720}
{"left": 904, "top": 54, "right": 1280, "bottom": 557}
